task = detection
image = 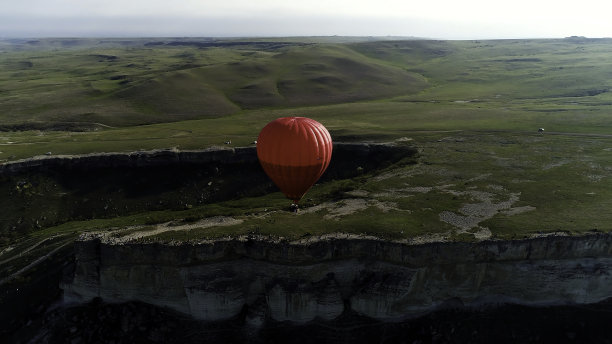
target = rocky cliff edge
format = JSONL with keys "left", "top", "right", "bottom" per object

{"left": 64, "top": 233, "right": 612, "bottom": 325}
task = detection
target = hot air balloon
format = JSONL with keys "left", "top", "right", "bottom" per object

{"left": 257, "top": 117, "right": 333, "bottom": 206}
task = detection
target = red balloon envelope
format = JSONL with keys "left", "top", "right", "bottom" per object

{"left": 257, "top": 117, "right": 333, "bottom": 204}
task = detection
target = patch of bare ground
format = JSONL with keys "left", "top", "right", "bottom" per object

{"left": 587, "top": 174, "right": 606, "bottom": 182}
{"left": 338, "top": 176, "right": 537, "bottom": 241}
{"left": 300, "top": 198, "right": 409, "bottom": 220}
{"left": 438, "top": 187, "right": 536, "bottom": 239}
{"left": 511, "top": 178, "right": 535, "bottom": 184}
{"left": 404, "top": 232, "right": 450, "bottom": 245}
{"left": 528, "top": 231, "right": 570, "bottom": 238}
{"left": 0, "top": 246, "right": 14, "bottom": 258}
{"left": 543, "top": 160, "right": 570, "bottom": 170}
{"left": 466, "top": 173, "right": 493, "bottom": 183}
{"left": 372, "top": 184, "right": 454, "bottom": 198}
{"left": 105, "top": 216, "right": 243, "bottom": 243}
{"left": 372, "top": 165, "right": 423, "bottom": 181}
{"left": 344, "top": 189, "right": 369, "bottom": 197}
{"left": 290, "top": 232, "right": 382, "bottom": 245}
{"left": 500, "top": 206, "right": 537, "bottom": 216}
{"left": 439, "top": 189, "right": 518, "bottom": 231}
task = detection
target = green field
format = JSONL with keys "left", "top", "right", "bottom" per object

{"left": 4, "top": 37, "right": 612, "bottom": 323}
{"left": 2, "top": 36, "right": 612, "bottom": 250}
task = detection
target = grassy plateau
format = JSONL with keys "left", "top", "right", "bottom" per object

{"left": 1, "top": 36, "right": 612, "bottom": 293}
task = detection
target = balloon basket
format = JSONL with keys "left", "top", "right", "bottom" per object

{"left": 289, "top": 203, "right": 299, "bottom": 213}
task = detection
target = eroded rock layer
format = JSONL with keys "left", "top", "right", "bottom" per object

{"left": 64, "top": 233, "right": 612, "bottom": 324}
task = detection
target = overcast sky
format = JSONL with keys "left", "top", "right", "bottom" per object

{"left": 1, "top": 0, "right": 611, "bottom": 39}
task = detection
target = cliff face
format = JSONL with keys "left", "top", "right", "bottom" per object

{"left": 0, "top": 143, "right": 414, "bottom": 176}
{"left": 1, "top": 143, "right": 416, "bottom": 235}
{"left": 64, "top": 234, "right": 612, "bottom": 324}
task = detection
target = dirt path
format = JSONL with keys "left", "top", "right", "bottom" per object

{"left": 117, "top": 216, "right": 244, "bottom": 242}
{"left": 0, "top": 239, "right": 72, "bottom": 286}
{"left": 0, "top": 235, "right": 62, "bottom": 266}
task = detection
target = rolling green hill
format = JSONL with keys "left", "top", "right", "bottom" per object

{"left": 350, "top": 38, "right": 612, "bottom": 101}
{"left": 113, "top": 44, "right": 426, "bottom": 115}
{"left": 2, "top": 37, "right": 612, "bottom": 161}
{"left": 0, "top": 39, "right": 428, "bottom": 128}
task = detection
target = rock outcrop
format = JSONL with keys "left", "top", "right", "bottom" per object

{"left": 64, "top": 233, "right": 612, "bottom": 324}
{"left": 1, "top": 143, "right": 417, "bottom": 234}
{"left": 0, "top": 143, "right": 415, "bottom": 176}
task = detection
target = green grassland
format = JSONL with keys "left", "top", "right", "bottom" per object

{"left": 0, "top": 38, "right": 426, "bottom": 130}
{"left": 6, "top": 36, "right": 612, "bottom": 339}
{"left": 2, "top": 36, "right": 612, "bottom": 248}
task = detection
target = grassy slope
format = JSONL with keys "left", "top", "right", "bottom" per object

{"left": 0, "top": 39, "right": 427, "bottom": 129}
